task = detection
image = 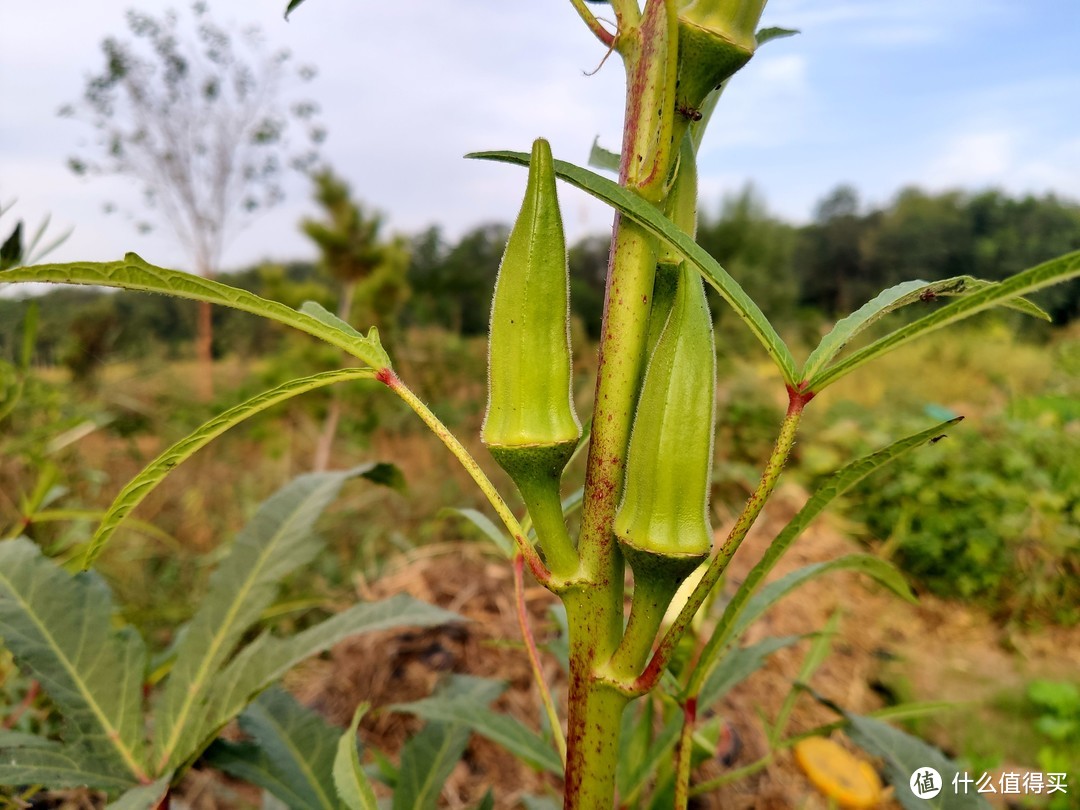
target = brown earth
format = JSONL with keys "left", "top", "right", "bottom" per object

{"left": 181, "top": 484, "right": 1079, "bottom": 809}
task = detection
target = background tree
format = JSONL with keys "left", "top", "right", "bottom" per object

{"left": 697, "top": 183, "right": 798, "bottom": 325}
{"left": 61, "top": 2, "right": 322, "bottom": 399}
{"left": 301, "top": 168, "right": 410, "bottom": 470}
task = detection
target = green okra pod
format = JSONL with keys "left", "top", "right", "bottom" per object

{"left": 614, "top": 261, "right": 717, "bottom": 586}
{"left": 483, "top": 138, "right": 580, "bottom": 577}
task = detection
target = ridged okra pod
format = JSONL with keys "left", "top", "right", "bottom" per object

{"left": 614, "top": 262, "right": 716, "bottom": 588}
{"left": 483, "top": 138, "right": 580, "bottom": 578}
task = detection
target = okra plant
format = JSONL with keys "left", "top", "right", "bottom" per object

{"left": 3, "top": 0, "right": 1080, "bottom": 808}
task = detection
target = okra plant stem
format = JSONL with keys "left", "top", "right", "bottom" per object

{"left": 382, "top": 369, "right": 551, "bottom": 584}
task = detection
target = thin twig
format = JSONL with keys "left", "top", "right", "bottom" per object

{"left": 568, "top": 0, "right": 616, "bottom": 48}
{"left": 382, "top": 369, "right": 552, "bottom": 586}
{"left": 514, "top": 553, "right": 567, "bottom": 765}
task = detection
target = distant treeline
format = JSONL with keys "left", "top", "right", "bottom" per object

{"left": 2, "top": 184, "right": 1078, "bottom": 371}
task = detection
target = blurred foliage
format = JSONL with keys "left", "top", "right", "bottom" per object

{"left": 848, "top": 414, "right": 1079, "bottom": 624}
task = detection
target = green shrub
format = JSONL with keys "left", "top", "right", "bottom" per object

{"left": 849, "top": 415, "right": 1080, "bottom": 623}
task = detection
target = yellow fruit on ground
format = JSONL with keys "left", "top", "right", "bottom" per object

{"left": 794, "top": 736, "right": 883, "bottom": 808}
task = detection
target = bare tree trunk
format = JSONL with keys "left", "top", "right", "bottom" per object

{"left": 196, "top": 299, "right": 214, "bottom": 402}
{"left": 194, "top": 259, "right": 215, "bottom": 401}
{"left": 313, "top": 281, "right": 355, "bottom": 471}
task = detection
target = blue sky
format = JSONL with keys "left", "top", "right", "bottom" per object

{"left": 2, "top": 0, "right": 1078, "bottom": 273}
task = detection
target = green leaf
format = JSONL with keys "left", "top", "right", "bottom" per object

{"left": 197, "top": 594, "right": 462, "bottom": 765}
{"left": 284, "top": 0, "right": 307, "bottom": 19}
{"left": 804, "top": 249, "right": 1080, "bottom": 392}
{"left": 588, "top": 136, "right": 620, "bottom": 173}
{"left": 0, "top": 254, "right": 391, "bottom": 368}
{"left": 472, "top": 790, "right": 495, "bottom": 810}
{"left": 105, "top": 777, "right": 172, "bottom": 810}
{"left": 520, "top": 798, "right": 562, "bottom": 810}
{"left": 756, "top": 26, "right": 799, "bottom": 45}
{"left": 0, "top": 538, "right": 150, "bottom": 782}
{"left": 697, "top": 635, "right": 802, "bottom": 711}
{"left": 206, "top": 687, "right": 338, "bottom": 810}
{"left": 801, "top": 276, "right": 1049, "bottom": 383}
{"left": 702, "top": 418, "right": 959, "bottom": 663}
{"left": 153, "top": 469, "right": 360, "bottom": 772}
{"left": 732, "top": 555, "right": 913, "bottom": 643}
{"left": 82, "top": 369, "right": 376, "bottom": 569}
{"left": 467, "top": 151, "right": 798, "bottom": 385}
{"left": 616, "top": 707, "right": 682, "bottom": 801}
{"left": 844, "top": 715, "right": 991, "bottom": 810}
{"left": 334, "top": 702, "right": 380, "bottom": 810}
{"left": 440, "top": 507, "right": 513, "bottom": 557}
{"left": 393, "top": 676, "right": 505, "bottom": 810}
{"left": 391, "top": 675, "right": 562, "bottom": 775}
{"left": 0, "top": 741, "right": 141, "bottom": 789}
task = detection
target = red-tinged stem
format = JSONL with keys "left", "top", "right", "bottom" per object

{"left": 568, "top": 0, "right": 616, "bottom": 48}
{"left": 673, "top": 697, "right": 698, "bottom": 810}
{"left": 514, "top": 554, "right": 567, "bottom": 765}
{"left": 1, "top": 679, "right": 40, "bottom": 730}
{"left": 380, "top": 368, "right": 553, "bottom": 586}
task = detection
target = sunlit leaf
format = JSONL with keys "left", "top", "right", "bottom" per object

{"left": 334, "top": 701, "right": 380, "bottom": 810}
{"left": 805, "top": 249, "right": 1080, "bottom": 392}
{"left": 801, "top": 276, "right": 1049, "bottom": 384}
{"left": 153, "top": 469, "right": 360, "bottom": 771}
{"left": 0, "top": 254, "right": 391, "bottom": 368}
{"left": 82, "top": 369, "right": 376, "bottom": 568}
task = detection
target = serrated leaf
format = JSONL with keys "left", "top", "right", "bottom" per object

{"left": 334, "top": 702, "right": 379, "bottom": 810}
{"left": 0, "top": 254, "right": 391, "bottom": 369}
{"left": 194, "top": 594, "right": 462, "bottom": 765}
{"left": 153, "top": 470, "right": 359, "bottom": 772}
{"left": 391, "top": 675, "right": 562, "bottom": 775}
{"left": 393, "top": 676, "right": 505, "bottom": 810}
{"left": 0, "top": 538, "right": 150, "bottom": 782}
{"left": 0, "top": 741, "right": 140, "bottom": 789}
{"left": 467, "top": 151, "right": 798, "bottom": 385}
{"left": 105, "top": 777, "right": 172, "bottom": 810}
{"left": 697, "top": 635, "right": 802, "bottom": 710}
{"left": 440, "top": 507, "right": 513, "bottom": 557}
{"left": 206, "top": 687, "right": 338, "bottom": 810}
{"left": 801, "top": 276, "right": 1049, "bottom": 383}
{"left": 845, "top": 715, "right": 991, "bottom": 810}
{"left": 82, "top": 369, "right": 376, "bottom": 569}
{"left": 804, "top": 249, "right": 1080, "bottom": 391}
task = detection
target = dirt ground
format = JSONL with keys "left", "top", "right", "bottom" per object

{"left": 183, "top": 483, "right": 1078, "bottom": 809}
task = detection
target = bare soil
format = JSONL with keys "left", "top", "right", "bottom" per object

{"left": 187, "top": 483, "right": 1080, "bottom": 809}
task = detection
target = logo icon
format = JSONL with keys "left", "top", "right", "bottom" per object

{"left": 910, "top": 767, "right": 943, "bottom": 799}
